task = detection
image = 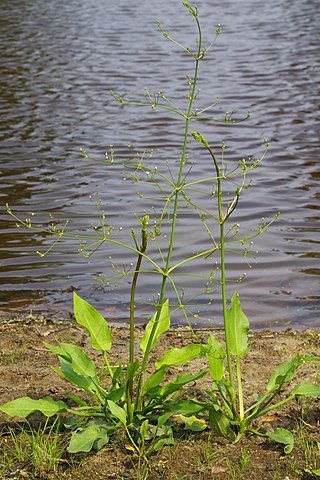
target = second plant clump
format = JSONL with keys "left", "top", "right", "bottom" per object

{"left": 1, "top": 1, "right": 319, "bottom": 466}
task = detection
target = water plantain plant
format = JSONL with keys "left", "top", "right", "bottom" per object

{"left": 190, "top": 130, "right": 320, "bottom": 449}
{"left": 204, "top": 291, "right": 319, "bottom": 451}
{"left": 1, "top": 291, "right": 208, "bottom": 458}
{"left": 1, "top": 1, "right": 319, "bottom": 460}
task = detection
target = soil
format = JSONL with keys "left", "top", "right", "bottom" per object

{"left": 0, "top": 314, "right": 319, "bottom": 480}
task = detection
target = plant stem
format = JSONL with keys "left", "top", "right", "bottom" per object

{"left": 244, "top": 388, "right": 279, "bottom": 418}
{"left": 236, "top": 356, "right": 244, "bottom": 422}
{"left": 127, "top": 217, "right": 148, "bottom": 420}
{"left": 103, "top": 352, "right": 114, "bottom": 380}
{"left": 200, "top": 139, "right": 237, "bottom": 415}
{"left": 129, "top": 256, "right": 142, "bottom": 362}
{"left": 129, "top": 219, "right": 149, "bottom": 365}
{"left": 124, "top": 424, "right": 140, "bottom": 454}
{"left": 248, "top": 395, "right": 295, "bottom": 423}
{"left": 135, "top": 14, "right": 203, "bottom": 410}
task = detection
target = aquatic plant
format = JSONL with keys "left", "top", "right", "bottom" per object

{"left": 2, "top": 1, "right": 319, "bottom": 461}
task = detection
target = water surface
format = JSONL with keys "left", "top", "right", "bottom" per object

{"left": 0, "top": 0, "right": 319, "bottom": 329}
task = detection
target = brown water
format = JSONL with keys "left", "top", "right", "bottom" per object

{"left": 0, "top": 0, "right": 319, "bottom": 329}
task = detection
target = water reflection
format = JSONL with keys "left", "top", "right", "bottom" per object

{"left": 0, "top": 0, "right": 319, "bottom": 328}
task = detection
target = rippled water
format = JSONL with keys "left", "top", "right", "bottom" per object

{"left": 0, "top": 0, "right": 319, "bottom": 328}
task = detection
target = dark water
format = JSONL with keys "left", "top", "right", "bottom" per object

{"left": 1, "top": 0, "right": 319, "bottom": 329}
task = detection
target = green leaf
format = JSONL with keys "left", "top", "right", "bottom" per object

{"left": 68, "top": 427, "right": 100, "bottom": 453}
{"left": 44, "top": 341, "right": 70, "bottom": 360}
{"left": 126, "top": 360, "right": 139, "bottom": 381}
{"left": 155, "top": 344, "right": 208, "bottom": 370}
{"left": 63, "top": 416, "right": 80, "bottom": 429}
{"left": 67, "top": 395, "right": 89, "bottom": 407}
{"left": 45, "top": 341, "right": 97, "bottom": 379}
{"left": 266, "top": 356, "right": 305, "bottom": 393}
{"left": 151, "top": 435, "right": 175, "bottom": 453}
{"left": 59, "top": 343, "right": 97, "bottom": 378}
{"left": 225, "top": 292, "right": 249, "bottom": 357}
{"left": 207, "top": 334, "right": 225, "bottom": 382}
{"left": 140, "top": 300, "right": 170, "bottom": 354}
{"left": 53, "top": 357, "right": 99, "bottom": 395}
{"left": 157, "top": 412, "right": 173, "bottom": 427}
{"left": 313, "top": 469, "right": 320, "bottom": 476}
{"left": 143, "top": 367, "right": 166, "bottom": 396}
{"left": 112, "top": 364, "right": 123, "bottom": 386}
{"left": 166, "top": 399, "right": 204, "bottom": 416}
{"left": 107, "top": 400, "right": 127, "bottom": 425}
{"left": 73, "top": 292, "right": 112, "bottom": 351}
{"left": 106, "top": 385, "right": 125, "bottom": 403}
{"left": 208, "top": 404, "right": 236, "bottom": 440}
{"left": 140, "top": 419, "right": 149, "bottom": 440}
{"left": 174, "top": 414, "right": 207, "bottom": 431}
{"left": 68, "top": 424, "right": 109, "bottom": 453}
{"left": 0, "top": 396, "right": 67, "bottom": 418}
{"left": 291, "top": 381, "right": 320, "bottom": 398}
{"left": 95, "top": 436, "right": 110, "bottom": 451}
{"left": 160, "top": 370, "right": 207, "bottom": 398}
{"left": 267, "top": 428, "right": 294, "bottom": 454}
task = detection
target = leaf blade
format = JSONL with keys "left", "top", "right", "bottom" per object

{"left": 155, "top": 344, "right": 208, "bottom": 370}
{"left": 291, "top": 381, "right": 320, "bottom": 398}
{"left": 53, "top": 357, "right": 99, "bottom": 394}
{"left": 143, "top": 367, "right": 166, "bottom": 396}
{"left": 174, "top": 414, "right": 207, "bottom": 431}
{"left": 60, "top": 343, "right": 97, "bottom": 378}
{"left": 208, "top": 404, "right": 236, "bottom": 440}
{"left": 266, "top": 356, "right": 305, "bottom": 393}
{"left": 267, "top": 427, "right": 294, "bottom": 454}
{"left": 160, "top": 370, "right": 207, "bottom": 398}
{"left": 73, "top": 292, "right": 112, "bottom": 351}
{"left": 68, "top": 424, "right": 109, "bottom": 453}
{"left": 107, "top": 400, "right": 127, "bottom": 425}
{"left": 207, "top": 334, "right": 225, "bottom": 382}
{"left": 0, "top": 396, "right": 67, "bottom": 418}
{"left": 225, "top": 292, "right": 249, "bottom": 357}
{"left": 140, "top": 300, "right": 170, "bottom": 354}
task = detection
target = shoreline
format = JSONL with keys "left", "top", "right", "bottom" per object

{"left": 0, "top": 320, "right": 319, "bottom": 479}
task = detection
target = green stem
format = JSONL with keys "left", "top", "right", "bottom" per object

{"left": 215, "top": 384, "right": 234, "bottom": 418}
{"left": 91, "top": 377, "right": 108, "bottom": 404}
{"left": 66, "top": 409, "right": 106, "bottom": 418}
{"left": 124, "top": 424, "right": 140, "bottom": 454}
{"left": 244, "top": 388, "right": 279, "bottom": 418}
{"left": 247, "top": 395, "right": 295, "bottom": 424}
{"left": 135, "top": 15, "right": 203, "bottom": 410}
{"left": 103, "top": 351, "right": 114, "bottom": 380}
{"left": 111, "top": 98, "right": 186, "bottom": 119}
{"left": 213, "top": 149, "right": 236, "bottom": 414}
{"left": 70, "top": 406, "right": 103, "bottom": 412}
{"left": 236, "top": 356, "right": 244, "bottom": 421}
{"left": 129, "top": 257, "right": 143, "bottom": 363}
{"left": 192, "top": 135, "right": 239, "bottom": 417}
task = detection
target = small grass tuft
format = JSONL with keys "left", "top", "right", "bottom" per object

{"left": 0, "top": 418, "right": 70, "bottom": 479}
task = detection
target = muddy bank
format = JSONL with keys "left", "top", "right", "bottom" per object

{"left": 0, "top": 317, "right": 319, "bottom": 479}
